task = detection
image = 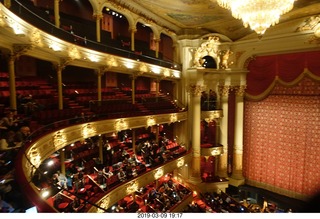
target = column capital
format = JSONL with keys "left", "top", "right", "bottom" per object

{"left": 12, "top": 44, "right": 33, "bottom": 59}
{"left": 218, "top": 85, "right": 230, "bottom": 97}
{"left": 187, "top": 84, "right": 206, "bottom": 97}
{"left": 93, "top": 13, "right": 103, "bottom": 20}
{"left": 235, "top": 85, "right": 247, "bottom": 97}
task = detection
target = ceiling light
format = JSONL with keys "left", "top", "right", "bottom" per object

{"left": 216, "top": 0, "right": 297, "bottom": 35}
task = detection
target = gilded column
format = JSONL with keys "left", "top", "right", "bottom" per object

{"left": 217, "top": 85, "right": 229, "bottom": 178}
{"left": 54, "top": 64, "right": 64, "bottom": 110}
{"left": 60, "top": 149, "right": 65, "bottom": 175}
{"left": 54, "top": 0, "right": 60, "bottom": 28}
{"left": 132, "top": 129, "right": 136, "bottom": 155}
{"left": 98, "top": 135, "right": 103, "bottom": 164}
{"left": 130, "top": 28, "right": 137, "bottom": 51}
{"left": 232, "top": 85, "right": 246, "bottom": 180}
{"left": 95, "top": 14, "right": 103, "bottom": 42}
{"left": 8, "top": 44, "right": 32, "bottom": 111}
{"left": 155, "top": 77, "right": 161, "bottom": 102}
{"left": 155, "top": 38, "right": 160, "bottom": 58}
{"left": 97, "top": 68, "right": 105, "bottom": 102}
{"left": 131, "top": 74, "right": 137, "bottom": 104}
{"left": 8, "top": 54, "right": 16, "bottom": 111}
{"left": 172, "top": 42, "right": 179, "bottom": 64}
{"left": 188, "top": 84, "right": 205, "bottom": 181}
{"left": 4, "top": 0, "right": 11, "bottom": 8}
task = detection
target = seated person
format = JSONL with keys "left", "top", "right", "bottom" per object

{"left": 56, "top": 171, "right": 67, "bottom": 189}
{"left": 71, "top": 197, "right": 83, "bottom": 212}
{"left": 103, "top": 166, "right": 113, "bottom": 178}
{"left": 117, "top": 168, "right": 126, "bottom": 182}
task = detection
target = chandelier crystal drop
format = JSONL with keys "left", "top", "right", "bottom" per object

{"left": 216, "top": 0, "right": 297, "bottom": 35}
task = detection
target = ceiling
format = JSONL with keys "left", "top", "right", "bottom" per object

{"left": 113, "top": 0, "right": 320, "bottom": 41}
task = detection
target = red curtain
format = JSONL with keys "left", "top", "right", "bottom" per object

{"left": 246, "top": 51, "right": 320, "bottom": 97}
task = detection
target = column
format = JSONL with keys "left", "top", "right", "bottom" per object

{"left": 54, "top": 0, "right": 60, "bottom": 28}
{"left": 98, "top": 135, "right": 103, "bottom": 164}
{"left": 55, "top": 64, "right": 64, "bottom": 110}
{"left": 131, "top": 74, "right": 136, "bottom": 104}
{"left": 188, "top": 84, "right": 205, "bottom": 181}
{"left": 4, "top": 0, "right": 11, "bottom": 8}
{"left": 132, "top": 129, "right": 136, "bottom": 155}
{"left": 155, "top": 78, "right": 160, "bottom": 102}
{"left": 8, "top": 54, "right": 17, "bottom": 111}
{"left": 172, "top": 43, "right": 179, "bottom": 64}
{"left": 232, "top": 85, "right": 246, "bottom": 180}
{"left": 217, "top": 85, "right": 229, "bottom": 178}
{"left": 227, "top": 88, "right": 236, "bottom": 177}
{"left": 155, "top": 39, "right": 160, "bottom": 58}
{"left": 130, "top": 28, "right": 137, "bottom": 51}
{"left": 97, "top": 69, "right": 105, "bottom": 102}
{"left": 60, "top": 149, "right": 65, "bottom": 175}
{"left": 95, "top": 14, "right": 103, "bottom": 42}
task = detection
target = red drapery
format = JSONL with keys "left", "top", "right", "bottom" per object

{"left": 246, "top": 50, "right": 320, "bottom": 99}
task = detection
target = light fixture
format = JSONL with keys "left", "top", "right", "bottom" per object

{"left": 216, "top": 0, "right": 297, "bottom": 35}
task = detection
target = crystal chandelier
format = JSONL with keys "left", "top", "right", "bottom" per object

{"left": 216, "top": 0, "right": 297, "bottom": 35}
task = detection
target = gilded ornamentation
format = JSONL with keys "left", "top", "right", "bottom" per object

{"left": 13, "top": 44, "right": 32, "bottom": 58}
{"left": 218, "top": 85, "right": 230, "bottom": 97}
{"left": 296, "top": 15, "right": 320, "bottom": 32}
{"left": 170, "top": 113, "right": 177, "bottom": 124}
{"left": 114, "top": 119, "right": 128, "bottom": 132}
{"left": 97, "top": 195, "right": 109, "bottom": 213}
{"left": 154, "top": 168, "right": 164, "bottom": 179}
{"left": 187, "top": 84, "right": 206, "bottom": 97}
{"left": 82, "top": 123, "right": 96, "bottom": 138}
{"left": 68, "top": 46, "right": 81, "bottom": 60}
{"left": 146, "top": 116, "right": 156, "bottom": 127}
{"left": 235, "top": 85, "right": 247, "bottom": 97}
{"left": 30, "top": 29, "right": 43, "bottom": 47}
{"left": 126, "top": 181, "right": 138, "bottom": 194}
{"left": 218, "top": 49, "right": 233, "bottom": 69}
{"left": 193, "top": 36, "right": 220, "bottom": 67}
{"left": 53, "top": 131, "right": 67, "bottom": 148}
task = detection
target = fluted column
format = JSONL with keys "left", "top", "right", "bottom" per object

{"left": 217, "top": 85, "right": 229, "bottom": 178}
{"left": 232, "top": 85, "right": 246, "bottom": 180}
{"left": 8, "top": 54, "right": 16, "bottom": 111}
{"left": 188, "top": 84, "right": 205, "bottom": 181}
{"left": 95, "top": 14, "right": 103, "bottom": 42}
{"left": 130, "top": 28, "right": 137, "bottom": 51}
{"left": 54, "top": 0, "right": 60, "bottom": 28}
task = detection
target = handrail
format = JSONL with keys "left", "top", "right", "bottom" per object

{"left": 9, "top": 0, "right": 182, "bottom": 70}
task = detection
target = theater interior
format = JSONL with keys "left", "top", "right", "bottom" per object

{"left": 0, "top": 0, "right": 320, "bottom": 213}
